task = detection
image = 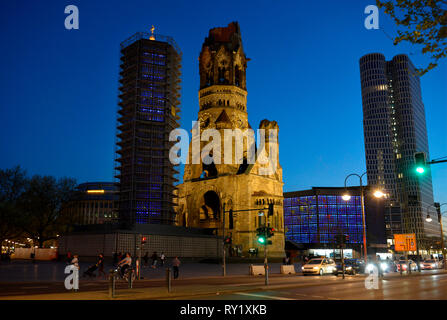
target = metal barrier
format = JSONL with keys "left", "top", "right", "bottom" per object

{"left": 128, "top": 268, "right": 133, "bottom": 289}
{"left": 109, "top": 269, "right": 116, "bottom": 298}
{"left": 166, "top": 268, "right": 171, "bottom": 292}
{"left": 108, "top": 267, "right": 134, "bottom": 298}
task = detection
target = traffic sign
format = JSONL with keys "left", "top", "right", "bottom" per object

{"left": 394, "top": 233, "right": 417, "bottom": 251}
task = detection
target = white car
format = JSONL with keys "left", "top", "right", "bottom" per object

{"left": 302, "top": 258, "right": 337, "bottom": 276}
{"left": 421, "top": 259, "right": 440, "bottom": 270}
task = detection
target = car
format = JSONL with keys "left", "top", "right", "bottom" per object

{"left": 396, "top": 259, "right": 417, "bottom": 272}
{"left": 335, "top": 259, "right": 365, "bottom": 275}
{"left": 421, "top": 259, "right": 440, "bottom": 270}
{"left": 302, "top": 257, "right": 337, "bottom": 276}
{"left": 365, "top": 260, "right": 393, "bottom": 273}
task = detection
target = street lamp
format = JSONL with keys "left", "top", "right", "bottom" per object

{"left": 343, "top": 172, "right": 368, "bottom": 264}
{"left": 343, "top": 172, "right": 386, "bottom": 265}
{"left": 426, "top": 203, "right": 447, "bottom": 270}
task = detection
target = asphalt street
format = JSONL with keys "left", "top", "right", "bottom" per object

{"left": 189, "top": 273, "right": 447, "bottom": 300}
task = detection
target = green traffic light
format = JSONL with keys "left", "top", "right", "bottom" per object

{"left": 258, "top": 237, "right": 265, "bottom": 244}
{"left": 416, "top": 167, "right": 425, "bottom": 174}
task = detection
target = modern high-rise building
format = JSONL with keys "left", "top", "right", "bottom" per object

{"left": 360, "top": 53, "right": 441, "bottom": 250}
{"left": 115, "top": 30, "right": 181, "bottom": 227}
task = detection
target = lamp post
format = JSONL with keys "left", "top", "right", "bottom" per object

{"left": 343, "top": 173, "right": 368, "bottom": 264}
{"left": 426, "top": 203, "right": 447, "bottom": 270}
{"left": 342, "top": 173, "right": 386, "bottom": 265}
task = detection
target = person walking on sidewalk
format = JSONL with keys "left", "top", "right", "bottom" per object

{"left": 160, "top": 252, "right": 166, "bottom": 266}
{"left": 151, "top": 251, "right": 158, "bottom": 269}
{"left": 172, "top": 256, "right": 180, "bottom": 279}
{"left": 143, "top": 252, "right": 149, "bottom": 267}
{"left": 97, "top": 253, "right": 106, "bottom": 279}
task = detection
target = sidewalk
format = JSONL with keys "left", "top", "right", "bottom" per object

{"left": 3, "top": 269, "right": 445, "bottom": 300}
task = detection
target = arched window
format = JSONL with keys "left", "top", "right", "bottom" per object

{"left": 218, "top": 67, "right": 226, "bottom": 84}
{"left": 235, "top": 66, "right": 241, "bottom": 87}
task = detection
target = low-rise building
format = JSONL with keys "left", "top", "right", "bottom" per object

{"left": 284, "top": 186, "right": 387, "bottom": 259}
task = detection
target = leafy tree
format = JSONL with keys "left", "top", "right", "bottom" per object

{"left": 19, "top": 175, "right": 77, "bottom": 248}
{"left": 0, "top": 166, "right": 27, "bottom": 248}
{"left": 377, "top": 0, "right": 447, "bottom": 75}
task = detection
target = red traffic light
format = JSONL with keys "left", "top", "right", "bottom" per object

{"left": 141, "top": 236, "right": 147, "bottom": 244}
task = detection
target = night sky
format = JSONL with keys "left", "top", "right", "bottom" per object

{"left": 0, "top": 1, "right": 446, "bottom": 204}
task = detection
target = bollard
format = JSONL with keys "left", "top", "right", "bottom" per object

{"left": 128, "top": 269, "right": 133, "bottom": 289}
{"left": 166, "top": 268, "right": 171, "bottom": 293}
{"left": 109, "top": 269, "right": 115, "bottom": 298}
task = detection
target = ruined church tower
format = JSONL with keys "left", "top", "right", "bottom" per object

{"left": 177, "top": 22, "right": 285, "bottom": 257}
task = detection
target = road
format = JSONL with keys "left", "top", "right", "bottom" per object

{"left": 188, "top": 272, "right": 447, "bottom": 300}
{"left": 1, "top": 260, "right": 446, "bottom": 300}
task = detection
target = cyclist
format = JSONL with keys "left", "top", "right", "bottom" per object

{"left": 118, "top": 252, "right": 132, "bottom": 278}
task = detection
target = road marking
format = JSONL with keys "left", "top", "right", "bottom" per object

{"left": 235, "top": 292, "right": 294, "bottom": 300}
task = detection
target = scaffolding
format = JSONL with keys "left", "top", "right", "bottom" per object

{"left": 115, "top": 32, "right": 181, "bottom": 227}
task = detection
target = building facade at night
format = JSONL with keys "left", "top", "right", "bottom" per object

{"left": 176, "top": 22, "right": 285, "bottom": 257}
{"left": 65, "top": 182, "right": 119, "bottom": 225}
{"left": 284, "top": 187, "right": 387, "bottom": 258}
{"left": 115, "top": 31, "right": 181, "bottom": 227}
{"left": 360, "top": 53, "right": 441, "bottom": 249}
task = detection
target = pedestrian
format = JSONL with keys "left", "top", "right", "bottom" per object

{"left": 160, "top": 252, "right": 166, "bottom": 266}
{"left": 143, "top": 252, "right": 149, "bottom": 267}
{"left": 97, "top": 253, "right": 105, "bottom": 279}
{"left": 66, "top": 251, "right": 72, "bottom": 264}
{"left": 118, "top": 252, "right": 123, "bottom": 262}
{"left": 172, "top": 256, "right": 180, "bottom": 279}
{"left": 113, "top": 252, "right": 118, "bottom": 265}
{"left": 70, "top": 254, "right": 80, "bottom": 292}
{"left": 151, "top": 251, "right": 158, "bottom": 269}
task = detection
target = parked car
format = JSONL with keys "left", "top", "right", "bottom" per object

{"left": 302, "top": 257, "right": 337, "bottom": 276}
{"left": 396, "top": 259, "right": 417, "bottom": 272}
{"left": 421, "top": 259, "right": 441, "bottom": 270}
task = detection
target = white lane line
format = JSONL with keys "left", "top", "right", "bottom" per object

{"left": 236, "top": 292, "right": 295, "bottom": 300}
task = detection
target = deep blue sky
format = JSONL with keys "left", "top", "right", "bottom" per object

{"left": 0, "top": 1, "right": 446, "bottom": 204}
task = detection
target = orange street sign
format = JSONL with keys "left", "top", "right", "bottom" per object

{"left": 394, "top": 233, "right": 417, "bottom": 251}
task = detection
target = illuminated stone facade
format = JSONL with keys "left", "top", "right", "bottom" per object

{"left": 177, "top": 22, "right": 285, "bottom": 257}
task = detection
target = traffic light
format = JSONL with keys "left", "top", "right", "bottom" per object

{"left": 256, "top": 227, "right": 266, "bottom": 244}
{"left": 224, "top": 236, "right": 232, "bottom": 245}
{"left": 268, "top": 203, "right": 274, "bottom": 216}
{"left": 414, "top": 152, "right": 427, "bottom": 174}
{"left": 267, "top": 227, "right": 275, "bottom": 238}
{"left": 141, "top": 236, "right": 147, "bottom": 244}
{"left": 344, "top": 234, "right": 349, "bottom": 244}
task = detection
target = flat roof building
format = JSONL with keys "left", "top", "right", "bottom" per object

{"left": 284, "top": 187, "right": 387, "bottom": 259}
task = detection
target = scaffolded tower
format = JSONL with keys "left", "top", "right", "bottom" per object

{"left": 115, "top": 30, "right": 181, "bottom": 227}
